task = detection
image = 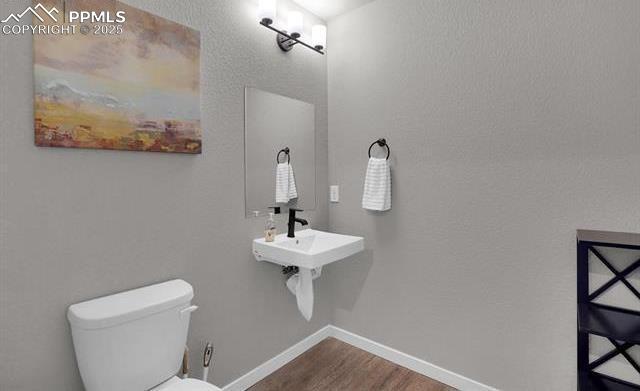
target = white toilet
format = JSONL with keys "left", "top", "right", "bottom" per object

{"left": 67, "top": 279, "right": 220, "bottom": 391}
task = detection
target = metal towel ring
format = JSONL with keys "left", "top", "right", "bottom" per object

{"left": 277, "top": 147, "right": 290, "bottom": 164}
{"left": 368, "top": 138, "right": 390, "bottom": 160}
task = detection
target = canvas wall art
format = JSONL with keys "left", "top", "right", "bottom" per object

{"left": 34, "top": 0, "right": 201, "bottom": 153}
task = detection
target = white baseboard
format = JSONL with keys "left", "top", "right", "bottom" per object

{"left": 329, "top": 326, "right": 499, "bottom": 391}
{"left": 222, "top": 325, "right": 498, "bottom": 391}
{"left": 222, "top": 325, "right": 333, "bottom": 391}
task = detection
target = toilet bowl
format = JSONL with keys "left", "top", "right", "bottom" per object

{"left": 68, "top": 279, "right": 221, "bottom": 391}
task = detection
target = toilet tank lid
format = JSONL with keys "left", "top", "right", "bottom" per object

{"left": 68, "top": 280, "right": 194, "bottom": 330}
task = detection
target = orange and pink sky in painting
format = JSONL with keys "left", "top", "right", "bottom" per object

{"left": 36, "top": 0, "right": 200, "bottom": 94}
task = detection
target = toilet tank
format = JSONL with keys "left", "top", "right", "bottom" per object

{"left": 67, "top": 280, "right": 195, "bottom": 391}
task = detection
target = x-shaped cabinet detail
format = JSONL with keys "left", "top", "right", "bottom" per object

{"left": 577, "top": 230, "right": 640, "bottom": 391}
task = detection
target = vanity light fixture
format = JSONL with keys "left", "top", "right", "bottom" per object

{"left": 311, "top": 25, "right": 326, "bottom": 51}
{"left": 258, "top": 0, "right": 276, "bottom": 25}
{"left": 257, "top": 0, "right": 326, "bottom": 55}
{"left": 287, "top": 11, "right": 303, "bottom": 38}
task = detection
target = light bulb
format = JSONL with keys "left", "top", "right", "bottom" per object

{"left": 258, "top": 0, "right": 276, "bottom": 25}
{"left": 311, "top": 25, "right": 326, "bottom": 50}
{"left": 287, "top": 11, "right": 303, "bottom": 38}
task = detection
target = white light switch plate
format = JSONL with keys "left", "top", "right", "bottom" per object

{"left": 330, "top": 185, "right": 339, "bottom": 202}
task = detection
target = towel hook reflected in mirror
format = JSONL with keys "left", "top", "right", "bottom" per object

{"left": 277, "top": 147, "right": 290, "bottom": 164}
{"left": 368, "top": 139, "right": 390, "bottom": 160}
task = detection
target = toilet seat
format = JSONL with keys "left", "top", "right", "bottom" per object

{"left": 152, "top": 377, "right": 221, "bottom": 391}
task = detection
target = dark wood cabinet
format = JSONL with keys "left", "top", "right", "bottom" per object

{"left": 577, "top": 230, "right": 640, "bottom": 390}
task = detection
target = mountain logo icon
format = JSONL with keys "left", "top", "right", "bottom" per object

{"left": 2, "top": 3, "right": 59, "bottom": 23}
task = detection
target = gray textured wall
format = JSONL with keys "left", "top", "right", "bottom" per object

{"left": 0, "top": 1, "right": 329, "bottom": 390}
{"left": 326, "top": 0, "right": 640, "bottom": 390}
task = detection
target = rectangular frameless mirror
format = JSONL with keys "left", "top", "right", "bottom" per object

{"left": 245, "top": 87, "right": 316, "bottom": 217}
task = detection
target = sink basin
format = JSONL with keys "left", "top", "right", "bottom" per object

{"left": 253, "top": 229, "right": 364, "bottom": 269}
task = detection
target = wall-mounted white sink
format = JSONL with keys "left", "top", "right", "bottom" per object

{"left": 253, "top": 229, "right": 363, "bottom": 321}
{"left": 253, "top": 229, "right": 364, "bottom": 269}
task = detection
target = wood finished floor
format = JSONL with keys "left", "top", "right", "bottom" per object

{"left": 248, "top": 338, "right": 458, "bottom": 391}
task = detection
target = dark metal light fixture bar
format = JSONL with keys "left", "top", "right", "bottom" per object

{"left": 260, "top": 20, "right": 325, "bottom": 55}
{"left": 256, "top": 0, "right": 326, "bottom": 56}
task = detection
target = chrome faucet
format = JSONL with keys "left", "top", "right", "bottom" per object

{"left": 287, "top": 208, "right": 308, "bottom": 238}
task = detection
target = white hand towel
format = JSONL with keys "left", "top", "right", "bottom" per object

{"left": 287, "top": 163, "right": 298, "bottom": 201}
{"left": 286, "top": 269, "right": 314, "bottom": 321}
{"left": 296, "top": 268, "right": 313, "bottom": 321}
{"left": 362, "top": 157, "right": 391, "bottom": 211}
{"left": 275, "top": 163, "right": 298, "bottom": 203}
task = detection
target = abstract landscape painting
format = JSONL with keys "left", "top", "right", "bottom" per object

{"left": 34, "top": 0, "right": 201, "bottom": 153}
